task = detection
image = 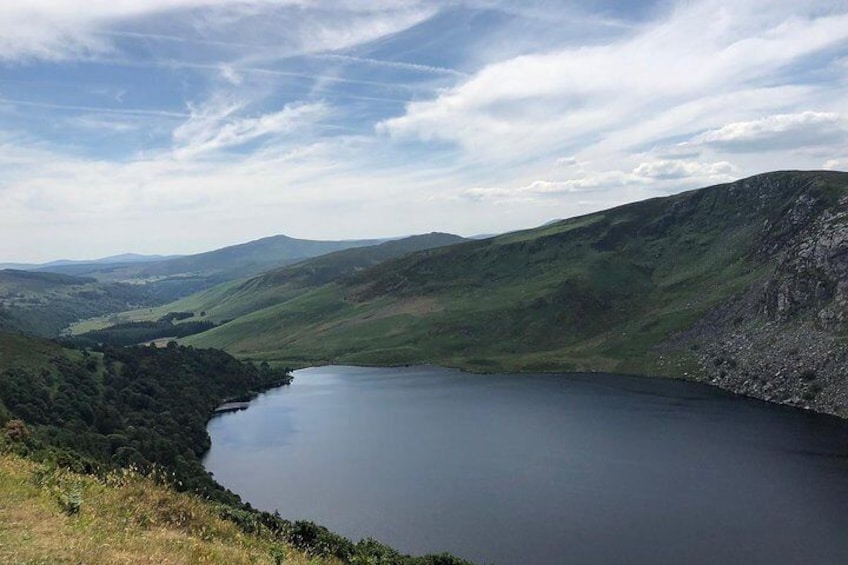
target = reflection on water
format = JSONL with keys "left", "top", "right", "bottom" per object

{"left": 205, "top": 366, "right": 848, "bottom": 565}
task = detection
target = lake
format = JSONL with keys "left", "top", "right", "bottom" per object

{"left": 204, "top": 365, "right": 848, "bottom": 564}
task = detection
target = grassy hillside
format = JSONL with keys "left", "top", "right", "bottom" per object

{"left": 181, "top": 171, "right": 848, "bottom": 382}
{"left": 69, "top": 233, "right": 468, "bottom": 335}
{"left": 0, "top": 451, "right": 326, "bottom": 565}
{"left": 41, "top": 234, "right": 387, "bottom": 295}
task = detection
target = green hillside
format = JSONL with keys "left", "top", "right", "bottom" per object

{"left": 180, "top": 171, "right": 848, "bottom": 415}
{"left": 42, "top": 234, "right": 385, "bottom": 287}
{"left": 69, "top": 232, "right": 468, "bottom": 334}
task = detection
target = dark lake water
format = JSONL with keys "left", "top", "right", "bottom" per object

{"left": 204, "top": 365, "right": 848, "bottom": 565}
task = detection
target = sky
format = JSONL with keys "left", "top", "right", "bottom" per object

{"left": 1, "top": 0, "right": 847, "bottom": 262}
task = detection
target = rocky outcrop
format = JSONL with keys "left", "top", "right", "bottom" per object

{"left": 671, "top": 180, "right": 848, "bottom": 418}
{"left": 763, "top": 194, "right": 848, "bottom": 331}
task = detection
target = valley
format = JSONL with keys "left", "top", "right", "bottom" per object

{"left": 70, "top": 171, "right": 848, "bottom": 417}
{"left": 3, "top": 4, "right": 847, "bottom": 563}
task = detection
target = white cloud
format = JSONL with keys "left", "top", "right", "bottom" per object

{"left": 463, "top": 171, "right": 646, "bottom": 202}
{"left": 632, "top": 160, "right": 736, "bottom": 180}
{"left": 555, "top": 156, "right": 579, "bottom": 168}
{"left": 690, "top": 112, "right": 846, "bottom": 151}
{"left": 218, "top": 65, "right": 243, "bottom": 85}
{"left": 378, "top": 1, "right": 848, "bottom": 163}
{"left": 823, "top": 157, "right": 848, "bottom": 170}
{"left": 464, "top": 158, "right": 739, "bottom": 204}
{"left": 2, "top": 1, "right": 848, "bottom": 262}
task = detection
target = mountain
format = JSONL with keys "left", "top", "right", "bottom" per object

{"left": 129, "top": 233, "right": 386, "bottom": 280}
{"left": 70, "top": 232, "right": 468, "bottom": 333}
{"left": 38, "top": 252, "right": 181, "bottom": 267}
{"left": 38, "top": 234, "right": 388, "bottom": 301}
{"left": 180, "top": 171, "right": 848, "bottom": 417}
{"left": 0, "top": 253, "right": 179, "bottom": 270}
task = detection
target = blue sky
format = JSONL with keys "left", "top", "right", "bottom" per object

{"left": 1, "top": 0, "right": 847, "bottom": 262}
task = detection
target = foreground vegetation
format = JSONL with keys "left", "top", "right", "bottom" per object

{"left": 0, "top": 331, "right": 473, "bottom": 564}
{"left": 0, "top": 450, "right": 324, "bottom": 565}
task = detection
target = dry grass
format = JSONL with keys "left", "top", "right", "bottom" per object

{"left": 0, "top": 453, "right": 332, "bottom": 565}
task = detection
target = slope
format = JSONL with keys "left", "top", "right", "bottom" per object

{"left": 0, "top": 452, "right": 321, "bottom": 565}
{"left": 183, "top": 171, "right": 848, "bottom": 415}
{"left": 70, "top": 232, "right": 467, "bottom": 334}
{"left": 42, "top": 234, "right": 383, "bottom": 282}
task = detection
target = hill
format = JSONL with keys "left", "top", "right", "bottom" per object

{"left": 0, "top": 270, "right": 160, "bottom": 337}
{"left": 40, "top": 234, "right": 386, "bottom": 296}
{"left": 0, "top": 232, "right": 395, "bottom": 336}
{"left": 69, "top": 232, "right": 468, "bottom": 334}
{"left": 180, "top": 171, "right": 848, "bottom": 417}
{"left": 0, "top": 451, "right": 319, "bottom": 565}
{"left": 0, "top": 252, "right": 180, "bottom": 271}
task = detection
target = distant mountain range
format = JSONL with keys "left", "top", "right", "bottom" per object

{"left": 35, "top": 234, "right": 386, "bottom": 281}
{"left": 3, "top": 233, "right": 468, "bottom": 338}
{"left": 6, "top": 234, "right": 395, "bottom": 303}
{"left": 0, "top": 253, "right": 179, "bottom": 270}
{"left": 89, "top": 232, "right": 469, "bottom": 329}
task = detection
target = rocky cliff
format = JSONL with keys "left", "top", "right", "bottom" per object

{"left": 674, "top": 173, "right": 848, "bottom": 417}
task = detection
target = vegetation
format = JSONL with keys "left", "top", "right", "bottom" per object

{"left": 69, "top": 316, "right": 217, "bottom": 347}
{"left": 40, "top": 234, "right": 393, "bottom": 303}
{"left": 174, "top": 171, "right": 848, "bottom": 375}
{"left": 0, "top": 269, "right": 161, "bottom": 337}
{"left": 68, "top": 232, "right": 468, "bottom": 334}
{"left": 0, "top": 451, "right": 331, "bottom": 564}
{"left": 0, "top": 331, "right": 474, "bottom": 564}
{"left": 6, "top": 234, "right": 430, "bottom": 328}
{"left": 0, "top": 331, "right": 292, "bottom": 497}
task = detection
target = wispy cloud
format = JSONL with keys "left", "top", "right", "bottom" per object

{"left": 1, "top": 0, "right": 847, "bottom": 261}
{"left": 0, "top": 96, "right": 189, "bottom": 118}
{"left": 314, "top": 54, "right": 466, "bottom": 77}
{"left": 380, "top": 3, "right": 848, "bottom": 158}
{"left": 0, "top": 1, "right": 436, "bottom": 62}
{"left": 173, "top": 98, "right": 329, "bottom": 158}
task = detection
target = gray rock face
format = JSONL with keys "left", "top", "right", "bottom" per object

{"left": 670, "top": 176, "right": 848, "bottom": 418}
{"left": 764, "top": 194, "right": 848, "bottom": 331}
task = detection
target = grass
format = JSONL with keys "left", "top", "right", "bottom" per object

{"left": 0, "top": 451, "right": 332, "bottom": 565}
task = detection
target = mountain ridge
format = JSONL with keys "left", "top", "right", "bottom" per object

{"left": 176, "top": 170, "right": 848, "bottom": 416}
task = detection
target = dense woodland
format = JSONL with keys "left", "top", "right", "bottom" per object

{"left": 0, "top": 340, "right": 289, "bottom": 497}
{"left": 69, "top": 316, "right": 218, "bottom": 347}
